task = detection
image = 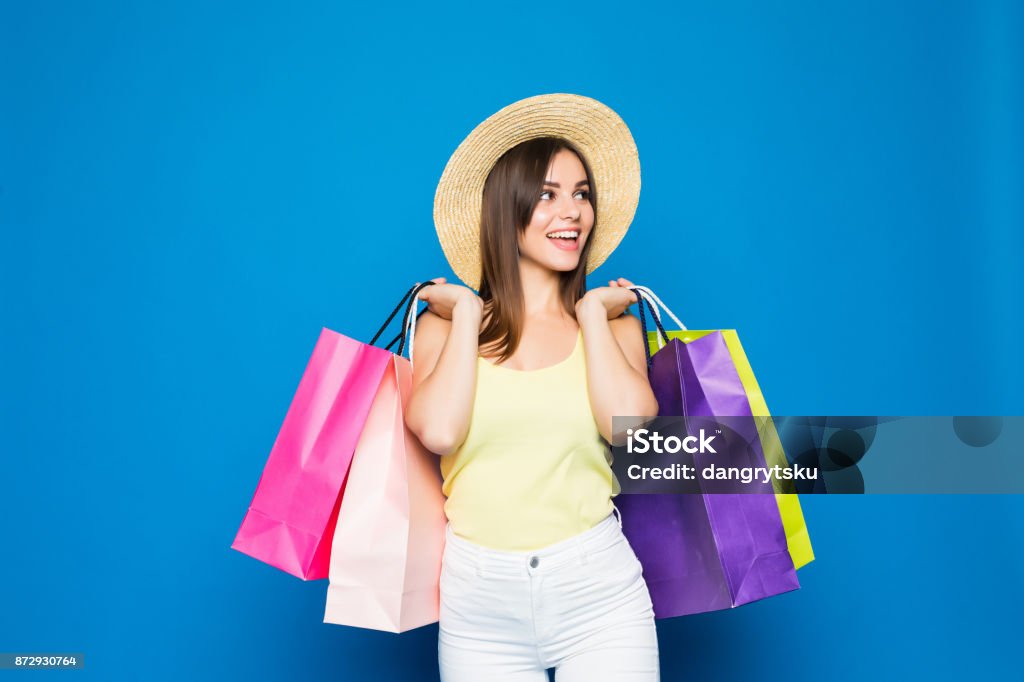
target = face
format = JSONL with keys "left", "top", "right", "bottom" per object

{"left": 518, "top": 148, "right": 595, "bottom": 275}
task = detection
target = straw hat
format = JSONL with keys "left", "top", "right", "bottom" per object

{"left": 433, "top": 93, "right": 641, "bottom": 291}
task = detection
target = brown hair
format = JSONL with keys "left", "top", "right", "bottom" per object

{"left": 477, "top": 137, "right": 598, "bottom": 362}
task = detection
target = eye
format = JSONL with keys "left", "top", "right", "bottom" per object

{"left": 574, "top": 190, "right": 590, "bottom": 200}
{"left": 540, "top": 190, "right": 553, "bottom": 200}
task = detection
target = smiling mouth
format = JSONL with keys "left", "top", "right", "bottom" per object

{"left": 546, "top": 229, "right": 581, "bottom": 251}
{"left": 546, "top": 230, "right": 581, "bottom": 242}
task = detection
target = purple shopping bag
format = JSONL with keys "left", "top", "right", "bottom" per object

{"left": 616, "top": 290, "right": 800, "bottom": 618}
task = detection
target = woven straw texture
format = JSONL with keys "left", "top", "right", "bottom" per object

{"left": 433, "top": 93, "right": 641, "bottom": 290}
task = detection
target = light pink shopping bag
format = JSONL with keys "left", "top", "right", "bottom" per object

{"left": 231, "top": 328, "right": 393, "bottom": 580}
{"left": 324, "top": 288, "right": 447, "bottom": 632}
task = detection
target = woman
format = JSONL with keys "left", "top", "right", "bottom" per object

{"left": 406, "top": 94, "right": 661, "bottom": 681}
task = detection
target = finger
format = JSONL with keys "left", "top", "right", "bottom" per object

{"left": 431, "top": 277, "right": 447, "bottom": 284}
{"left": 618, "top": 277, "right": 635, "bottom": 287}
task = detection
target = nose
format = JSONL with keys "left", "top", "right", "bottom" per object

{"left": 559, "top": 193, "right": 581, "bottom": 221}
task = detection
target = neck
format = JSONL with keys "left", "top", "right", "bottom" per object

{"left": 517, "top": 257, "right": 568, "bottom": 318}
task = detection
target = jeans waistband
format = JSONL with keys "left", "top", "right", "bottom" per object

{"left": 444, "top": 505, "right": 625, "bottom": 578}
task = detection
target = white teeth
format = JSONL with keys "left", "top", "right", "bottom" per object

{"left": 547, "top": 231, "right": 580, "bottom": 239}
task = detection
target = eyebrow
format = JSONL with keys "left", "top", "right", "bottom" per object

{"left": 542, "top": 180, "right": 590, "bottom": 188}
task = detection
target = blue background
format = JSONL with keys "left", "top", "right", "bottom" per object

{"left": 2, "top": 1, "right": 1022, "bottom": 680}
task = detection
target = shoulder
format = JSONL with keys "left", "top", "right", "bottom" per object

{"left": 414, "top": 308, "right": 451, "bottom": 337}
{"left": 608, "top": 312, "right": 648, "bottom": 374}
{"left": 408, "top": 310, "right": 454, "bottom": 387}
{"left": 608, "top": 311, "right": 643, "bottom": 339}
{"left": 410, "top": 309, "right": 452, "bottom": 356}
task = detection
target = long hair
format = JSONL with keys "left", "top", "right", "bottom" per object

{"left": 477, "top": 137, "right": 598, "bottom": 363}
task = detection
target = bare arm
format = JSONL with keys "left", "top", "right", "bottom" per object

{"left": 577, "top": 294, "right": 659, "bottom": 445}
{"left": 404, "top": 287, "right": 482, "bottom": 456}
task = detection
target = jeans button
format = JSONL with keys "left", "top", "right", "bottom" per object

{"left": 529, "top": 556, "right": 539, "bottom": 568}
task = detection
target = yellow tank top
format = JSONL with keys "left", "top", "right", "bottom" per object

{"left": 439, "top": 329, "right": 617, "bottom": 551}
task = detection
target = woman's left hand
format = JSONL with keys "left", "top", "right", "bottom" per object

{"left": 576, "top": 277, "right": 641, "bottom": 320}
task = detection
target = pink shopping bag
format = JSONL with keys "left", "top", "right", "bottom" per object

{"left": 324, "top": 283, "right": 447, "bottom": 632}
{"left": 231, "top": 287, "right": 420, "bottom": 580}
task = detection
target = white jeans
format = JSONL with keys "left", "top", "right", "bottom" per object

{"left": 438, "top": 509, "right": 660, "bottom": 681}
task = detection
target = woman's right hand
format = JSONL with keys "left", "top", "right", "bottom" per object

{"left": 417, "top": 277, "right": 483, "bottom": 321}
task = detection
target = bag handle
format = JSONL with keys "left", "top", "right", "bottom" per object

{"left": 367, "top": 282, "right": 436, "bottom": 370}
{"left": 398, "top": 281, "right": 435, "bottom": 362}
{"left": 370, "top": 283, "right": 419, "bottom": 346}
{"left": 382, "top": 306, "right": 429, "bottom": 355}
{"left": 631, "top": 288, "right": 671, "bottom": 368}
{"left": 632, "top": 289, "right": 692, "bottom": 432}
{"left": 379, "top": 281, "right": 435, "bottom": 369}
{"left": 630, "top": 285, "right": 687, "bottom": 350}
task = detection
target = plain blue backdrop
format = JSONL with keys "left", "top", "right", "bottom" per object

{"left": 2, "top": 1, "right": 1022, "bottom": 680}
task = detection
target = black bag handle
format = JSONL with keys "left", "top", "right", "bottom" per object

{"left": 370, "top": 283, "right": 419, "bottom": 346}
{"left": 394, "top": 281, "right": 437, "bottom": 357}
{"left": 631, "top": 287, "right": 671, "bottom": 368}
{"left": 369, "top": 281, "right": 436, "bottom": 357}
{"left": 383, "top": 311, "right": 428, "bottom": 353}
